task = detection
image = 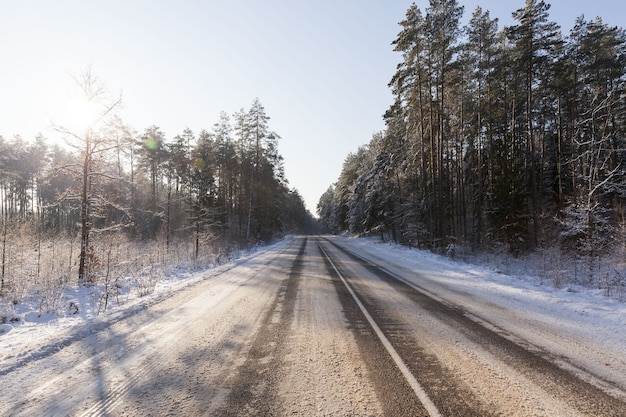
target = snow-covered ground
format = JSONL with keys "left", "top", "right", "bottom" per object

{"left": 343, "top": 236, "right": 626, "bottom": 328}
{"left": 2, "top": 235, "right": 625, "bottom": 392}
{"left": 0, "top": 241, "right": 280, "bottom": 375}
{"left": 338, "top": 236, "right": 626, "bottom": 395}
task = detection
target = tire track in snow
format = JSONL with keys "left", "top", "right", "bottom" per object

{"left": 214, "top": 237, "right": 307, "bottom": 416}
{"left": 325, "top": 237, "right": 626, "bottom": 416}
{"left": 78, "top": 242, "right": 300, "bottom": 417}
{"left": 318, "top": 241, "right": 439, "bottom": 417}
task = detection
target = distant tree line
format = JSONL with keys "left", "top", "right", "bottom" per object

{"left": 318, "top": 0, "right": 626, "bottom": 261}
{"left": 0, "top": 86, "right": 316, "bottom": 289}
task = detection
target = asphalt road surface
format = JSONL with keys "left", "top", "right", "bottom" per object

{"left": 2, "top": 236, "right": 625, "bottom": 416}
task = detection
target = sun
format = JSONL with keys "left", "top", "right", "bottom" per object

{"left": 39, "top": 71, "right": 113, "bottom": 144}
{"left": 52, "top": 88, "right": 104, "bottom": 136}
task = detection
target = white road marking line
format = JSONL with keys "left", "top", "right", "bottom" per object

{"left": 319, "top": 244, "right": 442, "bottom": 417}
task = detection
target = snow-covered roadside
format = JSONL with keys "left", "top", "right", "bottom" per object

{"left": 3, "top": 233, "right": 625, "bottom": 395}
{"left": 337, "top": 236, "right": 626, "bottom": 394}
{"left": 0, "top": 237, "right": 294, "bottom": 375}
{"left": 340, "top": 236, "right": 626, "bottom": 332}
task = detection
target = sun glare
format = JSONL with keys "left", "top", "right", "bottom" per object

{"left": 54, "top": 90, "right": 103, "bottom": 135}
{"left": 37, "top": 73, "right": 109, "bottom": 142}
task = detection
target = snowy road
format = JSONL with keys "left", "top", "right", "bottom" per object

{"left": 2, "top": 236, "right": 626, "bottom": 416}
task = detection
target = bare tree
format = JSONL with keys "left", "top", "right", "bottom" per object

{"left": 52, "top": 68, "right": 123, "bottom": 285}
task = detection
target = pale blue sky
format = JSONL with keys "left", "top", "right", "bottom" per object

{"left": 1, "top": 1, "right": 624, "bottom": 213}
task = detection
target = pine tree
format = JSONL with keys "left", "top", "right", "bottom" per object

{"left": 561, "top": 17, "right": 626, "bottom": 264}
{"left": 138, "top": 125, "right": 167, "bottom": 207}
{"left": 464, "top": 7, "right": 501, "bottom": 248}
{"left": 507, "top": 0, "right": 562, "bottom": 247}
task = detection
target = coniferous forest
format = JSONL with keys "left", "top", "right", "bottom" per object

{"left": 0, "top": 70, "right": 316, "bottom": 311}
{"left": 5, "top": 0, "right": 626, "bottom": 314}
{"left": 318, "top": 0, "right": 626, "bottom": 290}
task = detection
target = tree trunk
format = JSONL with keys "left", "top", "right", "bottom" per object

{"left": 1, "top": 216, "right": 6, "bottom": 293}
{"left": 78, "top": 141, "right": 92, "bottom": 285}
